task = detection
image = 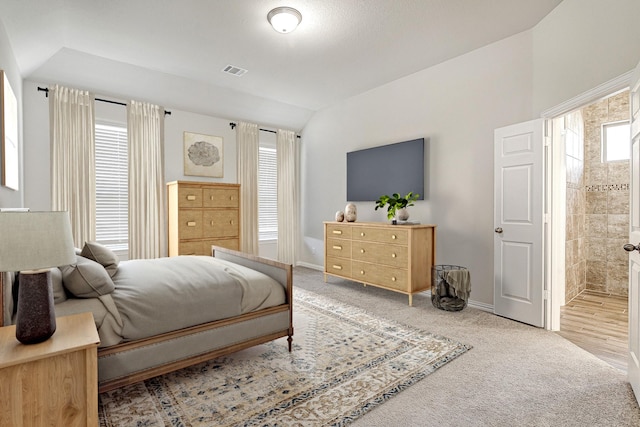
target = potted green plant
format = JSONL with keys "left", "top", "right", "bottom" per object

{"left": 374, "top": 192, "right": 419, "bottom": 223}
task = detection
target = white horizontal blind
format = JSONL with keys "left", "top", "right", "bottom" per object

{"left": 95, "top": 122, "right": 128, "bottom": 251}
{"left": 258, "top": 145, "right": 278, "bottom": 241}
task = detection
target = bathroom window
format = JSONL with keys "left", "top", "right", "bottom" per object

{"left": 602, "top": 121, "right": 630, "bottom": 162}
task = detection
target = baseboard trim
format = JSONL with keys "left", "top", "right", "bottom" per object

{"left": 294, "top": 262, "right": 495, "bottom": 313}
{"left": 296, "top": 261, "right": 323, "bottom": 271}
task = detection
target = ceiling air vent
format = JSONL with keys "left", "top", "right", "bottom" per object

{"left": 222, "top": 64, "right": 248, "bottom": 77}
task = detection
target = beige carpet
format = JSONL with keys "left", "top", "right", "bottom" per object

{"left": 295, "top": 267, "right": 640, "bottom": 426}
{"left": 99, "top": 287, "right": 469, "bottom": 426}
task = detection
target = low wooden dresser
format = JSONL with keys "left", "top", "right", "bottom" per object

{"left": 0, "top": 312, "right": 100, "bottom": 427}
{"left": 167, "top": 181, "right": 241, "bottom": 256}
{"left": 324, "top": 221, "right": 436, "bottom": 306}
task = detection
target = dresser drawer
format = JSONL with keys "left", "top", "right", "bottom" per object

{"left": 326, "top": 256, "right": 351, "bottom": 277}
{"left": 203, "top": 188, "right": 239, "bottom": 208}
{"left": 177, "top": 187, "right": 203, "bottom": 208}
{"left": 180, "top": 239, "right": 240, "bottom": 256}
{"left": 326, "top": 238, "right": 351, "bottom": 258}
{"left": 352, "top": 227, "right": 408, "bottom": 245}
{"left": 203, "top": 210, "right": 239, "bottom": 238}
{"left": 352, "top": 261, "right": 408, "bottom": 291}
{"left": 208, "top": 238, "right": 240, "bottom": 252}
{"left": 326, "top": 223, "right": 352, "bottom": 239}
{"left": 178, "top": 210, "right": 203, "bottom": 239}
{"left": 178, "top": 241, "right": 204, "bottom": 255}
{"left": 352, "top": 241, "right": 408, "bottom": 268}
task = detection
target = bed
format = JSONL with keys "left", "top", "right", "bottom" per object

{"left": 0, "top": 245, "right": 293, "bottom": 393}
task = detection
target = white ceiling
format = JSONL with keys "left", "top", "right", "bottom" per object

{"left": 1, "top": 0, "right": 563, "bottom": 130}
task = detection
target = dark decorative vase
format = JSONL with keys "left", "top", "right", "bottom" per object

{"left": 16, "top": 271, "right": 57, "bottom": 344}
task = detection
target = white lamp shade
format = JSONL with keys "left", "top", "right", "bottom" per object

{"left": 268, "top": 7, "right": 302, "bottom": 33}
{"left": 0, "top": 211, "right": 77, "bottom": 272}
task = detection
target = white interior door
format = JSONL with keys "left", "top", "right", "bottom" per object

{"left": 494, "top": 119, "right": 545, "bottom": 327}
{"left": 627, "top": 61, "right": 640, "bottom": 404}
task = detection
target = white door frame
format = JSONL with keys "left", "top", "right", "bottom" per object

{"left": 541, "top": 70, "right": 633, "bottom": 331}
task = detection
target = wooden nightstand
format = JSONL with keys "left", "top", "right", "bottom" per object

{"left": 0, "top": 312, "right": 100, "bottom": 427}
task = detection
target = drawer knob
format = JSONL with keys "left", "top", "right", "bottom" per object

{"left": 187, "top": 195, "right": 196, "bottom": 201}
{"left": 360, "top": 249, "right": 365, "bottom": 254}
{"left": 391, "top": 253, "right": 397, "bottom": 258}
{"left": 210, "top": 221, "right": 215, "bottom": 226}
{"left": 230, "top": 220, "right": 234, "bottom": 225}
{"left": 360, "top": 270, "right": 365, "bottom": 275}
{"left": 391, "top": 234, "right": 397, "bottom": 240}
{"left": 187, "top": 221, "right": 196, "bottom": 227}
{"left": 391, "top": 276, "right": 397, "bottom": 282}
{"left": 332, "top": 265, "right": 342, "bottom": 270}
{"left": 210, "top": 196, "right": 214, "bottom": 200}
{"left": 230, "top": 196, "right": 235, "bottom": 200}
{"left": 332, "top": 245, "right": 342, "bottom": 250}
{"left": 360, "top": 232, "right": 365, "bottom": 237}
{"left": 332, "top": 230, "right": 342, "bottom": 235}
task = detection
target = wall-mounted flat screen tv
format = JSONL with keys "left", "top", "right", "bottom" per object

{"left": 347, "top": 138, "right": 425, "bottom": 201}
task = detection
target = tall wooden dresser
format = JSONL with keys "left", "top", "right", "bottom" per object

{"left": 167, "top": 181, "right": 240, "bottom": 256}
{"left": 324, "top": 221, "right": 436, "bottom": 306}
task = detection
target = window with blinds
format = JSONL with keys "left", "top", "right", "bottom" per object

{"left": 95, "top": 122, "right": 128, "bottom": 251}
{"left": 258, "top": 145, "right": 278, "bottom": 241}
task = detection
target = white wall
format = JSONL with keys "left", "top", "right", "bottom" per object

{"left": 0, "top": 19, "right": 23, "bottom": 208}
{"left": 300, "top": 32, "right": 534, "bottom": 306}
{"left": 532, "top": 0, "right": 640, "bottom": 114}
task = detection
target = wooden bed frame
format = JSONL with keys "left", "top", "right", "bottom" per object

{"left": 1, "top": 246, "right": 294, "bottom": 393}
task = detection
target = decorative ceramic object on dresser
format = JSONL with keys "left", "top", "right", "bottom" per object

{"left": 374, "top": 192, "right": 419, "bottom": 224}
{"left": 335, "top": 210, "right": 345, "bottom": 222}
{"left": 345, "top": 203, "right": 357, "bottom": 222}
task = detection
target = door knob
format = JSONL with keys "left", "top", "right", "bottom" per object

{"left": 495, "top": 227, "right": 503, "bottom": 234}
{"left": 623, "top": 243, "right": 640, "bottom": 253}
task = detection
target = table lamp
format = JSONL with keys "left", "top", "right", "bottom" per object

{"left": 0, "top": 211, "right": 76, "bottom": 344}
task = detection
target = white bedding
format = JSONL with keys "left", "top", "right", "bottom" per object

{"left": 55, "top": 255, "right": 286, "bottom": 347}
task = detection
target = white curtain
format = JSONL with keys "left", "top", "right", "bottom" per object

{"left": 49, "top": 85, "right": 96, "bottom": 247}
{"left": 276, "top": 129, "right": 299, "bottom": 264}
{"left": 237, "top": 122, "right": 259, "bottom": 255}
{"left": 127, "top": 101, "right": 166, "bottom": 259}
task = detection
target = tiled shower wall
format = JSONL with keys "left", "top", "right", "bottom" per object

{"left": 565, "top": 110, "right": 586, "bottom": 302}
{"left": 584, "top": 91, "right": 630, "bottom": 296}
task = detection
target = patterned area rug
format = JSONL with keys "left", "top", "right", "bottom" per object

{"left": 99, "top": 289, "right": 471, "bottom": 426}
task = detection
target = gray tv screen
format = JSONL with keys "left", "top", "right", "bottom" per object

{"left": 346, "top": 138, "right": 425, "bottom": 202}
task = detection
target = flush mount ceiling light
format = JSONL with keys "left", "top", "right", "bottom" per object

{"left": 267, "top": 6, "right": 302, "bottom": 33}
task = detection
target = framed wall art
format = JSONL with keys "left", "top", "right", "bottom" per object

{"left": 183, "top": 132, "right": 224, "bottom": 178}
{"left": 1, "top": 70, "right": 18, "bottom": 190}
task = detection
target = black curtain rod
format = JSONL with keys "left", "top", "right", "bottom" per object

{"left": 37, "top": 87, "right": 172, "bottom": 116}
{"left": 229, "top": 122, "right": 300, "bottom": 138}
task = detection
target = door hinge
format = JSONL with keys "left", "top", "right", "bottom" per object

{"left": 544, "top": 290, "right": 550, "bottom": 300}
{"left": 544, "top": 136, "right": 551, "bottom": 147}
{"left": 544, "top": 213, "right": 550, "bottom": 224}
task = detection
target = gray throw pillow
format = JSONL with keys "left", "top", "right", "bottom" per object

{"left": 60, "top": 256, "right": 115, "bottom": 298}
{"left": 50, "top": 267, "right": 67, "bottom": 304}
{"left": 81, "top": 241, "right": 119, "bottom": 277}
